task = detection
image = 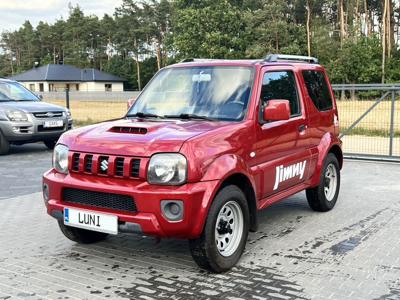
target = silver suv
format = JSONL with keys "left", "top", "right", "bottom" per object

{"left": 0, "top": 79, "right": 73, "bottom": 155}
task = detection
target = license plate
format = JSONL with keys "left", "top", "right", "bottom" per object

{"left": 64, "top": 208, "right": 118, "bottom": 235}
{"left": 44, "top": 120, "right": 64, "bottom": 128}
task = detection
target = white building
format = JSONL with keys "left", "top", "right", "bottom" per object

{"left": 10, "top": 64, "right": 125, "bottom": 92}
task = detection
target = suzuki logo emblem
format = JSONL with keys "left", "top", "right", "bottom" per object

{"left": 100, "top": 159, "right": 109, "bottom": 172}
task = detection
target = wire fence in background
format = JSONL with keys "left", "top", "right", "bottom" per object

{"left": 40, "top": 91, "right": 140, "bottom": 126}
{"left": 332, "top": 84, "right": 399, "bottom": 161}
{"left": 40, "top": 85, "right": 399, "bottom": 161}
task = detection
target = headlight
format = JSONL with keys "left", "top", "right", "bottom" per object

{"left": 6, "top": 110, "right": 28, "bottom": 122}
{"left": 53, "top": 144, "right": 69, "bottom": 174}
{"left": 147, "top": 153, "right": 187, "bottom": 185}
{"left": 63, "top": 109, "right": 72, "bottom": 118}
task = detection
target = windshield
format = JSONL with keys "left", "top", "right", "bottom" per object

{"left": 128, "top": 66, "right": 254, "bottom": 121}
{"left": 0, "top": 82, "right": 40, "bottom": 102}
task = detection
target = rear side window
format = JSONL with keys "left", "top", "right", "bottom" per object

{"left": 302, "top": 70, "right": 333, "bottom": 111}
{"left": 261, "top": 71, "right": 300, "bottom": 116}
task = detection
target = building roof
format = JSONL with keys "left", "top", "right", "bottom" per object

{"left": 9, "top": 64, "right": 125, "bottom": 82}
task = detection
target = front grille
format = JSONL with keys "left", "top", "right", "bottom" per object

{"left": 72, "top": 153, "right": 80, "bottom": 171}
{"left": 63, "top": 188, "right": 137, "bottom": 213}
{"left": 131, "top": 159, "right": 140, "bottom": 177}
{"left": 38, "top": 125, "right": 64, "bottom": 132}
{"left": 115, "top": 158, "right": 124, "bottom": 176}
{"left": 70, "top": 152, "right": 141, "bottom": 179}
{"left": 33, "top": 111, "right": 63, "bottom": 118}
{"left": 84, "top": 155, "right": 93, "bottom": 173}
{"left": 98, "top": 156, "right": 109, "bottom": 175}
{"left": 17, "top": 126, "right": 32, "bottom": 134}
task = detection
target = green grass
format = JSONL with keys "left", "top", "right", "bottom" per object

{"left": 340, "top": 127, "right": 400, "bottom": 137}
{"left": 73, "top": 118, "right": 101, "bottom": 127}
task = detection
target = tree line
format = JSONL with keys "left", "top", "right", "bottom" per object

{"left": 1, "top": 0, "right": 400, "bottom": 90}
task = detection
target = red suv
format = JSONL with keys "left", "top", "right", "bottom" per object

{"left": 43, "top": 54, "right": 342, "bottom": 272}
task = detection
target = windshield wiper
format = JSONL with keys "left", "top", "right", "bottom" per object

{"left": 127, "top": 112, "right": 163, "bottom": 119}
{"left": 164, "top": 114, "right": 214, "bottom": 121}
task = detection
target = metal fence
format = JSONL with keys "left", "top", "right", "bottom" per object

{"left": 38, "top": 91, "right": 140, "bottom": 102}
{"left": 332, "top": 84, "right": 399, "bottom": 161}
{"left": 41, "top": 85, "right": 399, "bottom": 161}
{"left": 40, "top": 91, "right": 140, "bottom": 127}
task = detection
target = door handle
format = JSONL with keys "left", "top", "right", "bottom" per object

{"left": 298, "top": 124, "right": 307, "bottom": 132}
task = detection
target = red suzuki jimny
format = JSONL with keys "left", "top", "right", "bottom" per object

{"left": 43, "top": 54, "right": 342, "bottom": 272}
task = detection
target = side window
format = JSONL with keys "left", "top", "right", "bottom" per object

{"left": 261, "top": 71, "right": 300, "bottom": 116}
{"left": 302, "top": 70, "right": 333, "bottom": 111}
{"left": 105, "top": 84, "right": 112, "bottom": 92}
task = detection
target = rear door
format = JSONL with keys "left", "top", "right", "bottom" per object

{"left": 252, "top": 66, "right": 312, "bottom": 199}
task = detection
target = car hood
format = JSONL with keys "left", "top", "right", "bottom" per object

{"left": 60, "top": 118, "right": 231, "bottom": 157}
{"left": 0, "top": 101, "right": 66, "bottom": 113}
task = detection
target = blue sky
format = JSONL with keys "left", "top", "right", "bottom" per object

{"left": 0, "top": 0, "right": 123, "bottom": 32}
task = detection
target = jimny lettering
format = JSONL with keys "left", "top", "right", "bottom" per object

{"left": 274, "top": 161, "right": 307, "bottom": 190}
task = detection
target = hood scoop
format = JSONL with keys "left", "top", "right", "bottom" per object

{"left": 109, "top": 126, "right": 148, "bottom": 134}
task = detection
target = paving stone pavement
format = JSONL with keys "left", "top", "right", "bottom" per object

{"left": 0, "top": 148, "right": 400, "bottom": 299}
{"left": 0, "top": 144, "right": 51, "bottom": 199}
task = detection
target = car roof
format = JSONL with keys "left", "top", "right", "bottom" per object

{"left": 168, "top": 58, "right": 322, "bottom": 69}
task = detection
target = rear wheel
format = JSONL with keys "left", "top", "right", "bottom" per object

{"left": 189, "top": 185, "right": 249, "bottom": 273}
{"left": 44, "top": 140, "right": 57, "bottom": 150}
{"left": 306, "top": 153, "right": 340, "bottom": 212}
{"left": 0, "top": 131, "right": 10, "bottom": 155}
{"left": 58, "top": 221, "right": 108, "bottom": 244}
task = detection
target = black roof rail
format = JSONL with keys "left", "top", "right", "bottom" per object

{"left": 180, "top": 58, "right": 195, "bottom": 63}
{"left": 179, "top": 58, "right": 227, "bottom": 63}
{"left": 265, "top": 54, "right": 319, "bottom": 64}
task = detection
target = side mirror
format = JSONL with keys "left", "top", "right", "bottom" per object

{"left": 37, "top": 94, "right": 43, "bottom": 101}
{"left": 262, "top": 99, "right": 290, "bottom": 122}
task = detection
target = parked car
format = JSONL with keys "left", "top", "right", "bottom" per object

{"left": 0, "top": 79, "right": 73, "bottom": 154}
{"left": 43, "top": 54, "right": 342, "bottom": 272}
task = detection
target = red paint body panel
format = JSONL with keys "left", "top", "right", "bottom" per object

{"left": 263, "top": 100, "right": 290, "bottom": 121}
{"left": 43, "top": 59, "right": 342, "bottom": 239}
{"left": 59, "top": 118, "right": 232, "bottom": 157}
{"left": 43, "top": 169, "right": 219, "bottom": 238}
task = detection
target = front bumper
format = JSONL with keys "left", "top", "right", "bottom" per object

{"left": 43, "top": 169, "right": 219, "bottom": 239}
{"left": 1, "top": 117, "right": 73, "bottom": 142}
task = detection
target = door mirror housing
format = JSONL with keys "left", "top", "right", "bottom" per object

{"left": 262, "top": 99, "right": 290, "bottom": 123}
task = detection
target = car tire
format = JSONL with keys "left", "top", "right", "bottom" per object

{"left": 189, "top": 185, "right": 249, "bottom": 273}
{"left": 306, "top": 153, "right": 340, "bottom": 212}
{"left": 0, "top": 130, "right": 10, "bottom": 155}
{"left": 44, "top": 140, "right": 57, "bottom": 150}
{"left": 58, "top": 221, "right": 108, "bottom": 244}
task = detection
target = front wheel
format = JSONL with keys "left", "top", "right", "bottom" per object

{"left": 189, "top": 185, "right": 249, "bottom": 273}
{"left": 44, "top": 140, "right": 57, "bottom": 150}
{"left": 0, "top": 130, "right": 10, "bottom": 155}
{"left": 306, "top": 153, "right": 340, "bottom": 212}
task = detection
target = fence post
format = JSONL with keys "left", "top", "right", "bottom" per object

{"left": 65, "top": 88, "right": 70, "bottom": 109}
{"left": 389, "top": 90, "right": 395, "bottom": 157}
